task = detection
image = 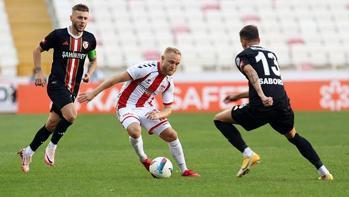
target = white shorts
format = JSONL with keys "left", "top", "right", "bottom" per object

{"left": 116, "top": 107, "right": 172, "bottom": 136}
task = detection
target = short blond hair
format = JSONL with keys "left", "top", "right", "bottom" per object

{"left": 163, "top": 47, "right": 181, "bottom": 56}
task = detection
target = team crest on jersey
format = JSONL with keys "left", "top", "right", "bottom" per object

{"left": 83, "top": 41, "right": 89, "bottom": 49}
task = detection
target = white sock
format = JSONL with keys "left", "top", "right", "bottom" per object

{"left": 25, "top": 146, "right": 34, "bottom": 157}
{"left": 168, "top": 138, "right": 187, "bottom": 172}
{"left": 318, "top": 165, "right": 330, "bottom": 176}
{"left": 242, "top": 147, "right": 254, "bottom": 157}
{"left": 129, "top": 136, "right": 147, "bottom": 161}
{"left": 48, "top": 141, "right": 57, "bottom": 150}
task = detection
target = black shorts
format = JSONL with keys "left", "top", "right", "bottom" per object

{"left": 47, "top": 80, "right": 75, "bottom": 117}
{"left": 231, "top": 98, "right": 294, "bottom": 135}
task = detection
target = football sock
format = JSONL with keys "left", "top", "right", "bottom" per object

{"left": 50, "top": 118, "right": 72, "bottom": 145}
{"left": 243, "top": 147, "right": 254, "bottom": 157}
{"left": 287, "top": 133, "right": 323, "bottom": 169}
{"left": 47, "top": 141, "right": 57, "bottom": 150}
{"left": 318, "top": 165, "right": 330, "bottom": 176}
{"left": 129, "top": 136, "right": 147, "bottom": 161}
{"left": 214, "top": 120, "right": 248, "bottom": 153}
{"left": 29, "top": 125, "right": 52, "bottom": 151}
{"left": 24, "top": 146, "right": 35, "bottom": 157}
{"left": 168, "top": 138, "right": 187, "bottom": 172}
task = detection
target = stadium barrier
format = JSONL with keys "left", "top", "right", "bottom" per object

{"left": 16, "top": 80, "right": 349, "bottom": 114}
{"left": 0, "top": 82, "right": 16, "bottom": 112}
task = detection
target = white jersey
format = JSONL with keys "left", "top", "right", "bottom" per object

{"left": 117, "top": 60, "right": 174, "bottom": 109}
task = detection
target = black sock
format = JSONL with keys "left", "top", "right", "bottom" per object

{"left": 29, "top": 125, "right": 52, "bottom": 151}
{"left": 50, "top": 118, "right": 72, "bottom": 145}
{"left": 288, "top": 133, "right": 323, "bottom": 169}
{"left": 214, "top": 120, "right": 248, "bottom": 152}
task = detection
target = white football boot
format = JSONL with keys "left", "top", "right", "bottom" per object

{"left": 18, "top": 148, "right": 32, "bottom": 173}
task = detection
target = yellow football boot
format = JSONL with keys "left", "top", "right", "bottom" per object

{"left": 236, "top": 153, "right": 261, "bottom": 177}
{"left": 318, "top": 173, "right": 334, "bottom": 181}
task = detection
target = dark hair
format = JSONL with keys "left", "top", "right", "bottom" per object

{"left": 72, "top": 4, "right": 89, "bottom": 12}
{"left": 239, "top": 25, "right": 259, "bottom": 41}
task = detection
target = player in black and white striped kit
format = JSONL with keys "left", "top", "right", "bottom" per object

{"left": 214, "top": 25, "right": 333, "bottom": 180}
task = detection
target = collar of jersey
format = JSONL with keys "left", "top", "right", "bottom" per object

{"left": 67, "top": 27, "right": 83, "bottom": 39}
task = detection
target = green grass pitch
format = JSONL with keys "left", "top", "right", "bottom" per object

{"left": 0, "top": 112, "right": 348, "bottom": 196}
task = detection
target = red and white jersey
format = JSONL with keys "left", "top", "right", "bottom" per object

{"left": 117, "top": 60, "right": 174, "bottom": 109}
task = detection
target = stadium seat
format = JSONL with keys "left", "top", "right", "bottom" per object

{"left": 0, "top": 0, "right": 18, "bottom": 76}
{"left": 45, "top": 0, "right": 349, "bottom": 73}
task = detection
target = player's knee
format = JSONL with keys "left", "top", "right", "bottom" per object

{"left": 45, "top": 122, "right": 56, "bottom": 132}
{"left": 45, "top": 118, "right": 58, "bottom": 132}
{"left": 213, "top": 113, "right": 222, "bottom": 121}
{"left": 285, "top": 128, "right": 297, "bottom": 139}
{"left": 160, "top": 128, "right": 178, "bottom": 142}
{"left": 129, "top": 132, "right": 141, "bottom": 138}
{"left": 167, "top": 130, "right": 178, "bottom": 141}
{"left": 213, "top": 110, "right": 233, "bottom": 123}
{"left": 127, "top": 124, "right": 141, "bottom": 138}
{"left": 62, "top": 109, "right": 77, "bottom": 123}
{"left": 64, "top": 114, "right": 77, "bottom": 123}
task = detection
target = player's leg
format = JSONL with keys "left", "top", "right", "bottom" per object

{"left": 18, "top": 112, "right": 60, "bottom": 173}
{"left": 118, "top": 108, "right": 150, "bottom": 170}
{"left": 214, "top": 105, "right": 262, "bottom": 177}
{"left": 270, "top": 103, "right": 333, "bottom": 180}
{"left": 285, "top": 128, "right": 333, "bottom": 180}
{"left": 50, "top": 103, "right": 76, "bottom": 144}
{"left": 127, "top": 122, "right": 150, "bottom": 169}
{"left": 44, "top": 103, "right": 76, "bottom": 166}
{"left": 158, "top": 127, "right": 200, "bottom": 177}
{"left": 213, "top": 108, "right": 249, "bottom": 153}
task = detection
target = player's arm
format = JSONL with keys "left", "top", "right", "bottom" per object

{"left": 223, "top": 91, "right": 249, "bottom": 103}
{"left": 146, "top": 105, "right": 173, "bottom": 120}
{"left": 243, "top": 64, "right": 273, "bottom": 107}
{"left": 82, "top": 49, "right": 97, "bottom": 83}
{"left": 77, "top": 71, "right": 132, "bottom": 103}
{"left": 33, "top": 45, "right": 46, "bottom": 87}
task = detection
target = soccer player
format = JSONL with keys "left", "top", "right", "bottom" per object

{"left": 18, "top": 4, "right": 97, "bottom": 173}
{"left": 77, "top": 47, "right": 199, "bottom": 177}
{"left": 213, "top": 25, "right": 333, "bottom": 180}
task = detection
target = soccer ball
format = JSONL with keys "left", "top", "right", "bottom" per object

{"left": 149, "top": 157, "right": 173, "bottom": 178}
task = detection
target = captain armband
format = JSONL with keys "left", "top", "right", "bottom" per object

{"left": 88, "top": 49, "right": 96, "bottom": 61}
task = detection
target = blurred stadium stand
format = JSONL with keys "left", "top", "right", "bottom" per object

{"left": 2, "top": 0, "right": 53, "bottom": 76}
{"left": 1, "top": 0, "right": 349, "bottom": 76}
{"left": 0, "top": 0, "right": 18, "bottom": 76}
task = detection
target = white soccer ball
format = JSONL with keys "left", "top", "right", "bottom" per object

{"left": 149, "top": 157, "right": 173, "bottom": 178}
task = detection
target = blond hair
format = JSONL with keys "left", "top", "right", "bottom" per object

{"left": 163, "top": 47, "right": 181, "bottom": 56}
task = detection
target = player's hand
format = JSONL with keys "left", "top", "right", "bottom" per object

{"left": 34, "top": 71, "right": 46, "bottom": 87}
{"left": 82, "top": 73, "right": 90, "bottom": 83}
{"left": 146, "top": 110, "right": 161, "bottom": 120}
{"left": 77, "top": 91, "right": 95, "bottom": 103}
{"left": 223, "top": 94, "right": 239, "bottom": 103}
{"left": 261, "top": 96, "right": 273, "bottom": 107}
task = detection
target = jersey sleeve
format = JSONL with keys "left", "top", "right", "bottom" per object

{"left": 39, "top": 30, "right": 57, "bottom": 51}
{"left": 90, "top": 34, "right": 97, "bottom": 50}
{"left": 126, "top": 62, "right": 156, "bottom": 80}
{"left": 162, "top": 79, "right": 174, "bottom": 106}
{"left": 235, "top": 52, "right": 251, "bottom": 72}
{"left": 88, "top": 34, "right": 97, "bottom": 61}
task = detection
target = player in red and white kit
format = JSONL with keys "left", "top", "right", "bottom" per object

{"left": 78, "top": 47, "right": 199, "bottom": 177}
